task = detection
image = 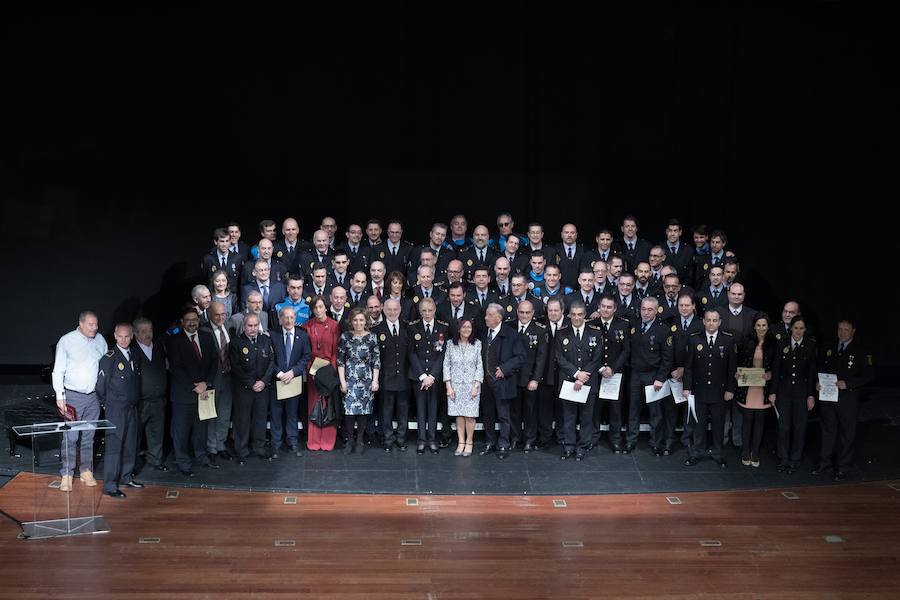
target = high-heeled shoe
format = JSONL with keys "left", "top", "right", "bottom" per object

{"left": 454, "top": 442, "right": 465, "bottom": 457}
{"left": 462, "top": 442, "right": 473, "bottom": 457}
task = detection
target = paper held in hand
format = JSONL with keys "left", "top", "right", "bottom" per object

{"left": 737, "top": 367, "right": 766, "bottom": 387}
{"left": 644, "top": 380, "right": 672, "bottom": 403}
{"left": 198, "top": 390, "right": 217, "bottom": 420}
{"left": 309, "top": 357, "right": 331, "bottom": 376}
{"left": 669, "top": 378, "right": 686, "bottom": 404}
{"left": 560, "top": 380, "right": 591, "bottom": 404}
{"left": 276, "top": 377, "right": 303, "bottom": 400}
{"left": 818, "top": 373, "right": 839, "bottom": 402}
{"left": 598, "top": 373, "right": 622, "bottom": 400}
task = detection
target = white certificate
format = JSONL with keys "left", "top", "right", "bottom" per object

{"left": 669, "top": 379, "right": 686, "bottom": 404}
{"left": 644, "top": 380, "right": 671, "bottom": 403}
{"left": 598, "top": 373, "right": 623, "bottom": 400}
{"left": 276, "top": 377, "right": 303, "bottom": 400}
{"left": 686, "top": 394, "right": 697, "bottom": 422}
{"left": 198, "top": 390, "right": 217, "bottom": 421}
{"left": 818, "top": 372, "right": 839, "bottom": 402}
{"left": 560, "top": 381, "right": 592, "bottom": 404}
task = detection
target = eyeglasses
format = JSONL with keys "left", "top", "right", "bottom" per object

{"left": 498, "top": 222, "right": 511, "bottom": 227}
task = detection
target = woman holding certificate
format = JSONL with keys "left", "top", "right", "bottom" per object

{"left": 337, "top": 308, "right": 381, "bottom": 455}
{"left": 303, "top": 296, "right": 340, "bottom": 451}
{"left": 734, "top": 312, "right": 776, "bottom": 467}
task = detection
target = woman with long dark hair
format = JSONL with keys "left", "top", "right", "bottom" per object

{"left": 442, "top": 318, "right": 483, "bottom": 457}
{"left": 303, "top": 296, "right": 340, "bottom": 451}
{"left": 734, "top": 312, "right": 776, "bottom": 467}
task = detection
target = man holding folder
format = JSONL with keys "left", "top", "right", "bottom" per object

{"left": 271, "top": 306, "right": 311, "bottom": 457}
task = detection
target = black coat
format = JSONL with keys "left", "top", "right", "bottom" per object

{"left": 555, "top": 324, "right": 604, "bottom": 392}
{"left": 481, "top": 325, "right": 525, "bottom": 400}
{"left": 373, "top": 320, "right": 410, "bottom": 391}
{"left": 165, "top": 330, "right": 218, "bottom": 405}
{"left": 596, "top": 318, "right": 631, "bottom": 374}
{"left": 96, "top": 347, "right": 141, "bottom": 407}
{"left": 515, "top": 321, "right": 549, "bottom": 386}
{"left": 407, "top": 319, "right": 450, "bottom": 381}
{"left": 229, "top": 333, "right": 275, "bottom": 391}
{"left": 540, "top": 317, "right": 569, "bottom": 387}
{"left": 818, "top": 339, "right": 874, "bottom": 396}
{"left": 629, "top": 319, "right": 674, "bottom": 382}
{"left": 771, "top": 337, "right": 818, "bottom": 398}
{"left": 683, "top": 331, "right": 738, "bottom": 404}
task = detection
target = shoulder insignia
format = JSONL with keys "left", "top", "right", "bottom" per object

{"left": 867, "top": 355, "right": 873, "bottom": 365}
{"left": 413, "top": 296, "right": 419, "bottom": 303}
{"left": 211, "top": 265, "right": 217, "bottom": 272}
{"left": 534, "top": 322, "right": 546, "bottom": 328}
{"left": 588, "top": 324, "right": 602, "bottom": 331}
{"left": 689, "top": 332, "right": 701, "bottom": 338}
{"left": 105, "top": 351, "right": 115, "bottom": 357}
{"left": 657, "top": 306, "right": 663, "bottom": 313}
{"left": 720, "top": 331, "right": 733, "bottom": 336}
{"left": 666, "top": 336, "right": 672, "bottom": 347}
{"left": 630, "top": 327, "right": 636, "bottom": 335}
{"left": 435, "top": 319, "right": 449, "bottom": 326}
{"left": 671, "top": 325, "right": 677, "bottom": 332}
{"left": 701, "top": 297, "right": 708, "bottom": 304}
{"left": 556, "top": 255, "right": 561, "bottom": 264}
{"left": 409, "top": 319, "right": 421, "bottom": 325}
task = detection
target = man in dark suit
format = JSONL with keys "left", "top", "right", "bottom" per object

{"left": 273, "top": 217, "right": 308, "bottom": 275}
{"left": 670, "top": 294, "right": 704, "bottom": 449}
{"left": 382, "top": 219, "right": 415, "bottom": 277}
{"left": 480, "top": 303, "right": 525, "bottom": 459}
{"left": 720, "top": 282, "right": 756, "bottom": 449}
{"left": 407, "top": 298, "right": 450, "bottom": 454}
{"left": 240, "top": 238, "right": 288, "bottom": 286}
{"left": 553, "top": 223, "right": 586, "bottom": 290}
{"left": 241, "top": 259, "right": 287, "bottom": 313}
{"left": 657, "top": 274, "right": 684, "bottom": 324}
{"left": 375, "top": 299, "right": 412, "bottom": 451}
{"left": 556, "top": 301, "right": 603, "bottom": 461}
{"left": 229, "top": 312, "right": 275, "bottom": 463}
{"left": 695, "top": 265, "right": 728, "bottom": 314}
{"left": 327, "top": 287, "right": 352, "bottom": 332}
{"left": 466, "top": 267, "right": 501, "bottom": 311}
{"left": 564, "top": 268, "right": 602, "bottom": 316}
{"left": 613, "top": 273, "right": 640, "bottom": 326}
{"left": 96, "top": 323, "right": 144, "bottom": 498}
{"left": 271, "top": 305, "right": 311, "bottom": 457}
{"left": 683, "top": 309, "right": 738, "bottom": 467}
{"left": 298, "top": 229, "right": 335, "bottom": 279}
{"left": 408, "top": 264, "right": 447, "bottom": 307}
{"left": 226, "top": 221, "right": 251, "bottom": 262}
{"left": 498, "top": 274, "right": 545, "bottom": 322}
{"left": 165, "top": 306, "right": 218, "bottom": 477}
{"left": 814, "top": 319, "right": 875, "bottom": 480}
{"left": 616, "top": 215, "right": 652, "bottom": 271}
{"left": 662, "top": 219, "right": 694, "bottom": 286}
{"left": 512, "top": 300, "right": 548, "bottom": 452}
{"left": 303, "top": 265, "right": 334, "bottom": 304}
{"left": 539, "top": 298, "right": 568, "bottom": 447}
{"left": 132, "top": 317, "right": 168, "bottom": 472}
{"left": 202, "top": 227, "right": 243, "bottom": 291}
{"left": 200, "top": 302, "right": 234, "bottom": 465}
{"left": 336, "top": 223, "right": 373, "bottom": 274}
{"left": 459, "top": 225, "right": 500, "bottom": 281}
{"left": 590, "top": 297, "right": 631, "bottom": 453}
{"left": 346, "top": 271, "right": 371, "bottom": 308}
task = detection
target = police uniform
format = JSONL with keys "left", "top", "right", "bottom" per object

{"left": 498, "top": 293, "right": 546, "bottom": 322}
{"left": 531, "top": 285, "right": 573, "bottom": 309}
{"left": 328, "top": 270, "right": 351, "bottom": 290}
{"left": 613, "top": 294, "right": 640, "bottom": 327}
{"left": 626, "top": 319, "right": 674, "bottom": 451}
{"left": 615, "top": 237, "right": 652, "bottom": 272}
{"left": 692, "top": 251, "right": 729, "bottom": 287}
{"left": 408, "top": 285, "right": 447, "bottom": 308}
{"left": 552, "top": 243, "right": 586, "bottom": 290}
{"left": 374, "top": 319, "right": 411, "bottom": 449}
{"left": 695, "top": 285, "right": 728, "bottom": 314}
{"left": 512, "top": 320, "right": 548, "bottom": 449}
{"left": 816, "top": 339, "right": 874, "bottom": 475}
{"left": 466, "top": 288, "right": 501, "bottom": 313}
{"left": 407, "top": 318, "right": 450, "bottom": 449}
{"left": 96, "top": 346, "right": 141, "bottom": 493}
{"left": 436, "top": 299, "right": 483, "bottom": 340}
{"left": 201, "top": 250, "right": 243, "bottom": 290}
{"left": 303, "top": 281, "right": 334, "bottom": 306}
{"left": 671, "top": 315, "right": 703, "bottom": 447}
{"left": 336, "top": 242, "right": 372, "bottom": 274}
{"left": 539, "top": 317, "right": 569, "bottom": 446}
{"left": 563, "top": 290, "right": 601, "bottom": 316}
{"left": 382, "top": 240, "right": 414, "bottom": 277}
{"left": 459, "top": 245, "right": 500, "bottom": 281}
{"left": 583, "top": 247, "right": 623, "bottom": 272}
{"left": 229, "top": 332, "right": 275, "bottom": 460}
{"left": 299, "top": 248, "right": 334, "bottom": 279}
{"left": 273, "top": 239, "right": 307, "bottom": 275}
{"left": 771, "top": 335, "right": 817, "bottom": 469}
{"left": 590, "top": 317, "right": 631, "bottom": 451}
{"left": 683, "top": 330, "right": 737, "bottom": 463}
{"left": 663, "top": 242, "right": 694, "bottom": 287}
{"left": 556, "top": 323, "right": 603, "bottom": 458}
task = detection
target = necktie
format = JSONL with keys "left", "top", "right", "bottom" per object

{"left": 714, "top": 256, "right": 720, "bottom": 265}
{"left": 567, "top": 247, "right": 573, "bottom": 259}
{"left": 628, "top": 242, "right": 634, "bottom": 252}
{"left": 424, "top": 289, "right": 429, "bottom": 299}
{"left": 480, "top": 293, "right": 485, "bottom": 305}
{"left": 499, "top": 285, "right": 506, "bottom": 295}
{"left": 641, "top": 322, "right": 648, "bottom": 334}
{"left": 622, "top": 296, "right": 628, "bottom": 306}
{"left": 425, "top": 323, "right": 431, "bottom": 336}
{"left": 454, "top": 306, "right": 460, "bottom": 320}
{"left": 709, "top": 335, "right": 713, "bottom": 346}
{"left": 190, "top": 334, "right": 201, "bottom": 359}
{"left": 602, "top": 252, "right": 608, "bottom": 261}
{"left": 713, "top": 289, "right": 719, "bottom": 299}
{"left": 262, "top": 285, "right": 269, "bottom": 306}
{"left": 487, "top": 329, "right": 494, "bottom": 343}
{"left": 669, "top": 299, "right": 675, "bottom": 308}
{"left": 218, "top": 327, "right": 227, "bottom": 366}
{"left": 353, "top": 293, "right": 359, "bottom": 304}
{"left": 793, "top": 342, "right": 798, "bottom": 351}
{"left": 351, "top": 247, "right": 357, "bottom": 256}
{"left": 683, "top": 319, "right": 688, "bottom": 330}
{"left": 376, "top": 285, "right": 382, "bottom": 300}
{"left": 288, "top": 244, "right": 294, "bottom": 253}
{"left": 637, "top": 288, "right": 645, "bottom": 299}
{"left": 602, "top": 321, "right": 609, "bottom": 333}
{"left": 315, "top": 287, "right": 322, "bottom": 296}
{"left": 392, "top": 245, "right": 397, "bottom": 257}
{"left": 520, "top": 324, "right": 526, "bottom": 334}
{"left": 479, "top": 249, "right": 485, "bottom": 262}
{"left": 285, "top": 331, "right": 293, "bottom": 360}
{"left": 838, "top": 343, "right": 845, "bottom": 355}
{"left": 392, "top": 323, "right": 398, "bottom": 337}
{"left": 551, "top": 323, "right": 556, "bottom": 336}
{"left": 576, "top": 328, "right": 582, "bottom": 342}
{"left": 220, "top": 256, "right": 226, "bottom": 268}
{"left": 670, "top": 246, "right": 676, "bottom": 254}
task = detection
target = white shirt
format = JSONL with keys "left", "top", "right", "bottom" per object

{"left": 572, "top": 325, "right": 583, "bottom": 339}
{"left": 518, "top": 320, "right": 532, "bottom": 333}
{"left": 563, "top": 242, "right": 577, "bottom": 256}
{"left": 386, "top": 319, "right": 401, "bottom": 333}
{"left": 138, "top": 341, "right": 153, "bottom": 361}
{"left": 488, "top": 324, "right": 502, "bottom": 339}
{"left": 706, "top": 331, "right": 718, "bottom": 346}
{"left": 52, "top": 329, "right": 109, "bottom": 399}
{"left": 420, "top": 286, "right": 434, "bottom": 298}
{"left": 729, "top": 305, "right": 743, "bottom": 316}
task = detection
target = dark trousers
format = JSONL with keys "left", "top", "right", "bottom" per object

{"left": 139, "top": 394, "right": 166, "bottom": 466}
{"left": 592, "top": 399, "right": 623, "bottom": 448}
{"left": 819, "top": 392, "right": 859, "bottom": 471}
{"left": 207, "top": 371, "right": 233, "bottom": 454}
{"left": 103, "top": 402, "right": 138, "bottom": 493}
{"left": 480, "top": 385, "right": 513, "bottom": 449}
{"left": 516, "top": 386, "right": 540, "bottom": 446}
{"left": 170, "top": 401, "right": 208, "bottom": 473}
{"left": 648, "top": 396, "right": 677, "bottom": 450}
{"left": 691, "top": 401, "right": 725, "bottom": 461}
{"left": 561, "top": 391, "right": 595, "bottom": 453}
{"left": 627, "top": 371, "right": 655, "bottom": 446}
{"left": 537, "top": 383, "right": 558, "bottom": 445}
{"left": 437, "top": 387, "right": 453, "bottom": 442}
{"left": 381, "top": 389, "right": 410, "bottom": 444}
{"left": 270, "top": 393, "right": 300, "bottom": 448}
{"left": 365, "top": 391, "right": 382, "bottom": 443}
{"left": 724, "top": 400, "right": 743, "bottom": 447}
{"left": 680, "top": 400, "right": 695, "bottom": 447}
{"left": 414, "top": 386, "right": 439, "bottom": 444}
{"left": 739, "top": 405, "right": 766, "bottom": 461}
{"left": 776, "top": 393, "right": 809, "bottom": 467}
{"left": 233, "top": 386, "right": 269, "bottom": 458}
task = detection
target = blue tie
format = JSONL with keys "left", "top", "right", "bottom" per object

{"left": 262, "top": 285, "right": 269, "bottom": 306}
{"left": 284, "top": 331, "right": 292, "bottom": 365}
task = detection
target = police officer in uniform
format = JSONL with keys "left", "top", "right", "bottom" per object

{"left": 229, "top": 313, "right": 275, "bottom": 463}
{"left": 499, "top": 273, "right": 545, "bottom": 322}
{"left": 374, "top": 299, "right": 411, "bottom": 451}
{"left": 626, "top": 297, "right": 674, "bottom": 454}
{"left": 590, "top": 297, "right": 631, "bottom": 453}
{"left": 512, "top": 300, "right": 548, "bottom": 451}
{"left": 407, "top": 298, "right": 450, "bottom": 454}
{"left": 670, "top": 293, "right": 703, "bottom": 449}
{"left": 683, "top": 308, "right": 737, "bottom": 467}
{"left": 539, "top": 298, "right": 568, "bottom": 447}
{"left": 96, "top": 323, "right": 144, "bottom": 498}
{"left": 813, "top": 319, "right": 873, "bottom": 480}
{"left": 202, "top": 227, "right": 243, "bottom": 291}
{"left": 556, "top": 301, "right": 603, "bottom": 461}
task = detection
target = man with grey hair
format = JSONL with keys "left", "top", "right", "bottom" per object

{"left": 201, "top": 301, "right": 233, "bottom": 464}
{"left": 229, "top": 291, "right": 269, "bottom": 337}
{"left": 52, "top": 310, "right": 109, "bottom": 492}
{"left": 132, "top": 316, "right": 169, "bottom": 471}
{"left": 479, "top": 303, "right": 525, "bottom": 459}
{"left": 192, "top": 284, "right": 212, "bottom": 324}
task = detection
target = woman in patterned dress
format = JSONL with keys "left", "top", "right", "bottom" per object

{"left": 337, "top": 308, "right": 381, "bottom": 454}
{"left": 303, "top": 296, "right": 340, "bottom": 451}
{"left": 442, "top": 318, "right": 483, "bottom": 457}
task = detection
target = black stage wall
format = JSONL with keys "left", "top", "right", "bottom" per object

{"left": 2, "top": 4, "right": 897, "bottom": 366}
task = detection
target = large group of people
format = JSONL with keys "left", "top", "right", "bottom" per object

{"left": 50, "top": 213, "right": 875, "bottom": 498}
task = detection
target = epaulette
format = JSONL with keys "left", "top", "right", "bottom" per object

{"left": 556, "top": 324, "right": 571, "bottom": 331}
{"left": 105, "top": 351, "right": 115, "bottom": 357}
{"left": 689, "top": 332, "right": 703, "bottom": 338}
{"left": 720, "top": 331, "right": 733, "bottom": 336}
{"left": 587, "top": 324, "right": 603, "bottom": 331}
{"left": 615, "top": 316, "right": 630, "bottom": 324}
{"left": 534, "top": 321, "right": 546, "bottom": 328}
{"left": 409, "top": 319, "right": 422, "bottom": 325}
{"left": 435, "top": 319, "right": 449, "bottom": 326}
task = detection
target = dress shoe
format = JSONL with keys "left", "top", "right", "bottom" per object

{"left": 587, "top": 442, "right": 596, "bottom": 451}
{"left": 384, "top": 444, "right": 393, "bottom": 453}
{"left": 217, "top": 451, "right": 233, "bottom": 461}
{"left": 123, "top": 480, "right": 144, "bottom": 489}
{"left": 751, "top": 458, "right": 760, "bottom": 468}
{"left": 719, "top": 460, "right": 728, "bottom": 468}
{"left": 180, "top": 470, "right": 196, "bottom": 478}
{"left": 60, "top": 475, "right": 73, "bottom": 492}
{"left": 523, "top": 444, "right": 534, "bottom": 453}
{"left": 811, "top": 464, "right": 830, "bottom": 476}
{"left": 480, "top": 444, "right": 495, "bottom": 456}
{"left": 611, "top": 445, "right": 624, "bottom": 454}
{"left": 625, "top": 445, "right": 636, "bottom": 454}
{"left": 291, "top": 445, "right": 303, "bottom": 457}
{"left": 560, "top": 450, "right": 574, "bottom": 460}
{"left": 663, "top": 448, "right": 672, "bottom": 456}
{"left": 649, "top": 445, "right": 660, "bottom": 454}
{"left": 497, "top": 448, "right": 509, "bottom": 460}
{"left": 256, "top": 451, "right": 273, "bottom": 460}
{"left": 395, "top": 440, "right": 408, "bottom": 452}
{"left": 153, "top": 464, "right": 169, "bottom": 472}
{"left": 653, "top": 448, "right": 663, "bottom": 457}
{"left": 416, "top": 445, "right": 425, "bottom": 455}
{"left": 237, "top": 458, "right": 246, "bottom": 466}
{"left": 575, "top": 453, "right": 585, "bottom": 462}
{"left": 80, "top": 470, "right": 97, "bottom": 487}
{"left": 438, "top": 439, "right": 450, "bottom": 449}
{"left": 205, "top": 454, "right": 221, "bottom": 468}
{"left": 429, "top": 444, "right": 439, "bottom": 455}
{"left": 104, "top": 490, "right": 126, "bottom": 499}
{"left": 684, "top": 457, "right": 699, "bottom": 467}
{"left": 270, "top": 452, "right": 279, "bottom": 459}
{"left": 833, "top": 471, "right": 847, "bottom": 481}
{"left": 742, "top": 458, "right": 752, "bottom": 466}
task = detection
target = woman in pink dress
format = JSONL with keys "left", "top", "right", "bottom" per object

{"left": 735, "top": 312, "right": 776, "bottom": 467}
{"left": 302, "top": 296, "right": 340, "bottom": 451}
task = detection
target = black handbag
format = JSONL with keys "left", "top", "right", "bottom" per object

{"left": 309, "top": 394, "right": 337, "bottom": 427}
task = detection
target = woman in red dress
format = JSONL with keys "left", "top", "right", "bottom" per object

{"left": 302, "top": 296, "right": 340, "bottom": 451}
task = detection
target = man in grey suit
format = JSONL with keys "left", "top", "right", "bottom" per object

{"left": 229, "top": 291, "right": 269, "bottom": 337}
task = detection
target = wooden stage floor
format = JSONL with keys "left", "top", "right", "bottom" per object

{"left": 1, "top": 473, "right": 899, "bottom": 599}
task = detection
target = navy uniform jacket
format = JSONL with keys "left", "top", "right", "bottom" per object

{"left": 298, "top": 249, "right": 334, "bottom": 278}
{"left": 382, "top": 241, "right": 415, "bottom": 277}
{"left": 551, "top": 243, "right": 587, "bottom": 289}
{"left": 629, "top": 319, "right": 674, "bottom": 382}
{"left": 498, "top": 294, "right": 546, "bottom": 322}
{"left": 271, "top": 326, "right": 311, "bottom": 378}
{"left": 583, "top": 248, "right": 624, "bottom": 272}
{"left": 273, "top": 239, "right": 308, "bottom": 275}
{"left": 481, "top": 324, "right": 525, "bottom": 400}
{"left": 459, "top": 246, "right": 500, "bottom": 281}
{"left": 596, "top": 317, "right": 631, "bottom": 374}
{"left": 671, "top": 316, "right": 704, "bottom": 369}
{"left": 515, "top": 321, "right": 548, "bottom": 387}
{"left": 657, "top": 294, "right": 681, "bottom": 324}
{"left": 695, "top": 286, "right": 728, "bottom": 314}
{"left": 683, "top": 330, "right": 738, "bottom": 403}
{"left": 436, "top": 300, "right": 483, "bottom": 339}
{"left": 771, "top": 337, "right": 818, "bottom": 398}
{"left": 201, "top": 250, "right": 243, "bottom": 289}
{"left": 555, "top": 324, "right": 604, "bottom": 392}
{"left": 302, "top": 281, "right": 334, "bottom": 305}
{"left": 407, "top": 319, "right": 450, "bottom": 382}
{"left": 373, "top": 320, "right": 410, "bottom": 391}
{"left": 563, "top": 290, "right": 601, "bottom": 315}
{"left": 336, "top": 242, "right": 372, "bottom": 274}
{"left": 540, "top": 317, "right": 570, "bottom": 387}
{"left": 241, "top": 280, "right": 287, "bottom": 312}
{"left": 615, "top": 238, "right": 652, "bottom": 271}
{"left": 408, "top": 285, "right": 447, "bottom": 308}
{"left": 663, "top": 243, "right": 694, "bottom": 286}
{"left": 819, "top": 339, "right": 874, "bottom": 397}
{"left": 229, "top": 333, "right": 275, "bottom": 391}
{"left": 466, "top": 288, "right": 501, "bottom": 313}
{"left": 613, "top": 294, "right": 640, "bottom": 327}
{"left": 166, "top": 330, "right": 218, "bottom": 405}
{"left": 96, "top": 347, "right": 141, "bottom": 407}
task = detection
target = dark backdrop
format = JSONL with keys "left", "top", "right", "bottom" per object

{"left": 2, "top": 4, "right": 897, "bottom": 367}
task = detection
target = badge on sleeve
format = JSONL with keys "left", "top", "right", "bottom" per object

{"left": 671, "top": 325, "right": 677, "bottom": 332}
{"left": 211, "top": 265, "right": 216, "bottom": 272}
{"left": 666, "top": 336, "right": 672, "bottom": 347}
{"left": 657, "top": 306, "right": 663, "bottom": 313}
